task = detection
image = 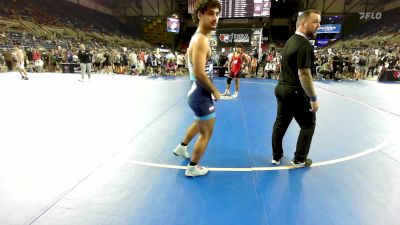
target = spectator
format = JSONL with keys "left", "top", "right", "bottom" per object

{"left": 34, "top": 58, "right": 44, "bottom": 72}
{"left": 77, "top": 43, "right": 93, "bottom": 81}
{"left": 2, "top": 49, "right": 13, "bottom": 71}
{"left": 0, "top": 51, "right": 5, "bottom": 71}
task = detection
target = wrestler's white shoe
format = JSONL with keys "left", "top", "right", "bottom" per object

{"left": 222, "top": 90, "right": 230, "bottom": 96}
{"left": 185, "top": 164, "right": 209, "bottom": 177}
{"left": 173, "top": 144, "right": 190, "bottom": 159}
{"left": 232, "top": 91, "right": 239, "bottom": 98}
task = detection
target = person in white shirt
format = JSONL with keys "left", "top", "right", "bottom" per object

{"left": 128, "top": 50, "right": 138, "bottom": 70}
{"left": 176, "top": 52, "right": 185, "bottom": 75}
{"left": 34, "top": 58, "right": 44, "bottom": 72}
{"left": 14, "top": 42, "right": 29, "bottom": 80}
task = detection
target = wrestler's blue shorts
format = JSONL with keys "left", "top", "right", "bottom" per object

{"left": 187, "top": 81, "right": 215, "bottom": 121}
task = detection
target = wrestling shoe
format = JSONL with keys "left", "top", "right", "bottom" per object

{"left": 185, "top": 164, "right": 209, "bottom": 177}
{"left": 221, "top": 90, "right": 230, "bottom": 96}
{"left": 173, "top": 144, "right": 190, "bottom": 159}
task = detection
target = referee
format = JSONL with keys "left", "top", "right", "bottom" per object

{"left": 271, "top": 10, "right": 321, "bottom": 168}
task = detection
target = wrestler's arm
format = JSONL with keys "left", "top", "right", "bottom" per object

{"left": 227, "top": 54, "right": 232, "bottom": 72}
{"left": 192, "top": 35, "right": 220, "bottom": 100}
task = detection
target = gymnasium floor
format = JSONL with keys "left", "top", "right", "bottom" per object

{"left": 0, "top": 72, "right": 399, "bottom": 225}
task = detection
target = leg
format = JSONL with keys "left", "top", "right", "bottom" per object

{"left": 16, "top": 67, "right": 28, "bottom": 79}
{"left": 232, "top": 78, "right": 240, "bottom": 97}
{"left": 293, "top": 92, "right": 316, "bottom": 162}
{"left": 355, "top": 68, "right": 359, "bottom": 80}
{"left": 173, "top": 112, "right": 203, "bottom": 159}
{"left": 80, "top": 63, "right": 86, "bottom": 80}
{"left": 191, "top": 118, "right": 215, "bottom": 163}
{"left": 226, "top": 79, "right": 231, "bottom": 91}
{"left": 367, "top": 67, "right": 372, "bottom": 77}
{"left": 255, "top": 62, "right": 259, "bottom": 77}
{"left": 22, "top": 68, "right": 29, "bottom": 78}
{"left": 234, "top": 78, "right": 239, "bottom": 92}
{"left": 223, "top": 77, "right": 232, "bottom": 95}
{"left": 182, "top": 122, "right": 199, "bottom": 145}
{"left": 87, "top": 63, "right": 92, "bottom": 79}
{"left": 271, "top": 85, "right": 294, "bottom": 160}
{"left": 362, "top": 67, "right": 366, "bottom": 79}
{"left": 184, "top": 117, "right": 215, "bottom": 177}
{"left": 15, "top": 67, "right": 23, "bottom": 77}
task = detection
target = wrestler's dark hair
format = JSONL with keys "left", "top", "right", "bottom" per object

{"left": 235, "top": 43, "right": 243, "bottom": 48}
{"left": 192, "top": 0, "right": 221, "bottom": 24}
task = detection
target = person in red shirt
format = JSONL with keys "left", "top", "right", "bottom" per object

{"left": 222, "top": 43, "right": 249, "bottom": 98}
{"left": 32, "top": 49, "right": 41, "bottom": 62}
{"left": 166, "top": 59, "right": 177, "bottom": 76}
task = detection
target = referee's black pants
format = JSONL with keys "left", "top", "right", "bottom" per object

{"left": 271, "top": 83, "right": 316, "bottom": 162}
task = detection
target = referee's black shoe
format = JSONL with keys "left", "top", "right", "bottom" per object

{"left": 271, "top": 155, "right": 284, "bottom": 165}
{"left": 290, "top": 158, "right": 312, "bottom": 168}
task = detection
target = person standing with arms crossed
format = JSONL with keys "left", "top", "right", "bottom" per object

{"left": 271, "top": 10, "right": 320, "bottom": 168}
{"left": 172, "top": 0, "right": 221, "bottom": 177}
{"left": 14, "top": 42, "right": 29, "bottom": 80}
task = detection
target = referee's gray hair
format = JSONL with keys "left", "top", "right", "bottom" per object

{"left": 296, "top": 9, "right": 321, "bottom": 29}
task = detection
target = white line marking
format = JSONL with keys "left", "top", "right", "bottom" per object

{"left": 127, "top": 80, "right": 395, "bottom": 171}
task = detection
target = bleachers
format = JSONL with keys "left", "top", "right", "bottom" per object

{"left": 8, "top": 32, "right": 23, "bottom": 42}
{"left": 343, "top": 7, "right": 400, "bottom": 38}
{"left": 326, "top": 7, "right": 400, "bottom": 49}
{"left": 42, "top": 44, "right": 54, "bottom": 50}
{"left": 0, "top": 0, "right": 160, "bottom": 51}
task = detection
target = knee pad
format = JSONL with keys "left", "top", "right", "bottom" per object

{"left": 227, "top": 77, "right": 232, "bottom": 84}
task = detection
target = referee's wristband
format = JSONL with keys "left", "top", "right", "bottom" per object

{"left": 309, "top": 96, "right": 317, "bottom": 102}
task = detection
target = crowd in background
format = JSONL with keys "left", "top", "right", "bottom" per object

{"left": 0, "top": 0, "right": 188, "bottom": 76}
{"left": 314, "top": 45, "right": 400, "bottom": 81}
{"left": 211, "top": 42, "right": 399, "bottom": 81}
{"left": 1, "top": 36, "right": 399, "bottom": 81}
{"left": 0, "top": 0, "right": 133, "bottom": 38}
{"left": 0, "top": 37, "right": 187, "bottom": 76}
{"left": 0, "top": 0, "right": 399, "bottom": 81}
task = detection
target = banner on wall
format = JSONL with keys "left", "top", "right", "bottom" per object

{"left": 216, "top": 29, "right": 252, "bottom": 48}
{"left": 317, "top": 24, "right": 342, "bottom": 34}
{"left": 316, "top": 39, "right": 330, "bottom": 47}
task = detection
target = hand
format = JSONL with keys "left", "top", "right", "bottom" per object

{"left": 212, "top": 91, "right": 221, "bottom": 101}
{"left": 309, "top": 100, "right": 319, "bottom": 113}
